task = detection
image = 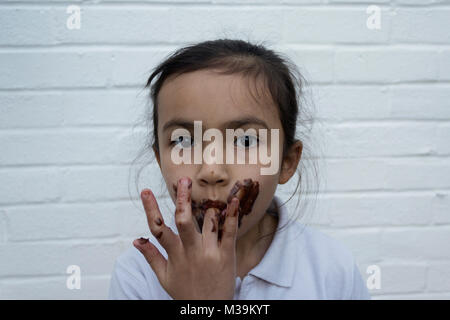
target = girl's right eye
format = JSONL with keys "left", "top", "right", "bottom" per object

{"left": 171, "top": 136, "right": 194, "bottom": 148}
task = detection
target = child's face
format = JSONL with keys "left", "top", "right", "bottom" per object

{"left": 153, "top": 69, "right": 288, "bottom": 238}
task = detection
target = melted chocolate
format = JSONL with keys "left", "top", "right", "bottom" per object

{"left": 172, "top": 179, "right": 260, "bottom": 240}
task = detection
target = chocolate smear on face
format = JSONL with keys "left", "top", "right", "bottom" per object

{"left": 226, "top": 179, "right": 260, "bottom": 228}
{"left": 172, "top": 179, "right": 259, "bottom": 240}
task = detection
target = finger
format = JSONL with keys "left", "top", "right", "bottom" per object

{"left": 202, "top": 207, "right": 219, "bottom": 251}
{"left": 220, "top": 197, "right": 239, "bottom": 253}
{"left": 174, "top": 177, "right": 201, "bottom": 253}
{"left": 133, "top": 238, "right": 167, "bottom": 285}
{"left": 141, "top": 189, "right": 181, "bottom": 258}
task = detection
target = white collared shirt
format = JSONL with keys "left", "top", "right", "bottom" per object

{"left": 108, "top": 196, "right": 371, "bottom": 300}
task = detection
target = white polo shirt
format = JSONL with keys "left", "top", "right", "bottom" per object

{"left": 108, "top": 196, "right": 371, "bottom": 300}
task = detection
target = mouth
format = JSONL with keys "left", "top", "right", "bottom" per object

{"left": 172, "top": 179, "right": 260, "bottom": 239}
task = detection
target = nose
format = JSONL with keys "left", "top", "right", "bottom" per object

{"left": 196, "top": 161, "right": 229, "bottom": 188}
{"left": 193, "top": 138, "right": 230, "bottom": 196}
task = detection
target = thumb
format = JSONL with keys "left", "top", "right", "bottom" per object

{"left": 133, "top": 238, "right": 167, "bottom": 282}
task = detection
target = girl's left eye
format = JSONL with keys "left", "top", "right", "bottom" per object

{"left": 234, "top": 135, "right": 259, "bottom": 148}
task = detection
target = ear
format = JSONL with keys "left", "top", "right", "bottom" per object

{"left": 278, "top": 140, "right": 303, "bottom": 185}
{"left": 152, "top": 144, "right": 161, "bottom": 169}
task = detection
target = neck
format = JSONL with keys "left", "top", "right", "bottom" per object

{"left": 235, "top": 211, "right": 279, "bottom": 279}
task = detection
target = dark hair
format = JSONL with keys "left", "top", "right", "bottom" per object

{"left": 130, "top": 39, "right": 322, "bottom": 242}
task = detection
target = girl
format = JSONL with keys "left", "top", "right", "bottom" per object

{"left": 108, "top": 39, "right": 371, "bottom": 300}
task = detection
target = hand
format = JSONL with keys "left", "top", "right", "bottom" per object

{"left": 133, "top": 176, "right": 240, "bottom": 300}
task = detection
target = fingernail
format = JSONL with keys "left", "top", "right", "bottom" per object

{"left": 142, "top": 190, "right": 151, "bottom": 199}
{"left": 138, "top": 237, "right": 148, "bottom": 244}
{"left": 180, "top": 177, "right": 190, "bottom": 187}
{"left": 155, "top": 217, "right": 162, "bottom": 226}
{"left": 136, "top": 237, "right": 148, "bottom": 245}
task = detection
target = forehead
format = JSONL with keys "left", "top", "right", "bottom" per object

{"left": 157, "top": 69, "right": 281, "bottom": 130}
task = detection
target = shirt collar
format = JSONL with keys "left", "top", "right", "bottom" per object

{"left": 247, "top": 195, "right": 299, "bottom": 288}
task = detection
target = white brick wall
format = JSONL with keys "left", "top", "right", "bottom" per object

{"left": 0, "top": 0, "right": 449, "bottom": 299}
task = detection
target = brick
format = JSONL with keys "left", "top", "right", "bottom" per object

{"left": 380, "top": 226, "right": 450, "bottom": 260}
{"left": 392, "top": 9, "right": 450, "bottom": 43}
{"left": 168, "top": 7, "right": 284, "bottom": 43}
{"left": 317, "top": 227, "right": 382, "bottom": 263}
{"left": 330, "top": 0, "right": 388, "bottom": 3}
{"left": 372, "top": 292, "right": 450, "bottom": 300}
{"left": 321, "top": 158, "right": 449, "bottom": 193}
{"left": 0, "top": 8, "right": 59, "bottom": 46}
{"left": 431, "top": 191, "right": 450, "bottom": 224}
{"left": 4, "top": 197, "right": 174, "bottom": 242}
{"left": 437, "top": 50, "right": 450, "bottom": 81}
{"left": 0, "top": 128, "right": 145, "bottom": 165}
{"left": 0, "top": 90, "right": 145, "bottom": 129}
{"left": 386, "top": 158, "right": 450, "bottom": 190}
{"left": 0, "top": 210, "right": 6, "bottom": 243}
{"left": 322, "top": 123, "right": 436, "bottom": 157}
{"left": 111, "top": 49, "right": 174, "bottom": 87}
{"left": 427, "top": 262, "right": 450, "bottom": 292}
{"left": 313, "top": 85, "right": 390, "bottom": 121}
{"left": 389, "top": 85, "right": 450, "bottom": 120}
{"left": 435, "top": 124, "right": 450, "bottom": 155}
{"left": 319, "top": 193, "right": 434, "bottom": 227}
{"left": 335, "top": 49, "right": 438, "bottom": 83}
{"left": 59, "top": 164, "right": 165, "bottom": 202}
{"left": 0, "top": 276, "right": 111, "bottom": 299}
{"left": 324, "top": 159, "right": 387, "bottom": 191}
{"left": 364, "top": 262, "right": 427, "bottom": 295}
{"left": 283, "top": 8, "right": 391, "bottom": 44}
{"left": 0, "top": 168, "right": 63, "bottom": 205}
{"left": 396, "top": 0, "right": 450, "bottom": 5}
{"left": 281, "top": 48, "right": 334, "bottom": 84}
{"left": 0, "top": 7, "right": 173, "bottom": 45}
{"left": 0, "top": 51, "right": 112, "bottom": 89}
{"left": 5, "top": 201, "right": 133, "bottom": 241}
{"left": 0, "top": 241, "right": 126, "bottom": 277}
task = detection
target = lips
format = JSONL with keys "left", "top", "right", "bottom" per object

{"left": 172, "top": 179, "right": 260, "bottom": 239}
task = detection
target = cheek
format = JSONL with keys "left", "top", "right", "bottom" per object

{"left": 159, "top": 147, "right": 174, "bottom": 170}
{"left": 160, "top": 148, "right": 187, "bottom": 175}
{"left": 252, "top": 176, "right": 278, "bottom": 216}
{"left": 158, "top": 153, "right": 185, "bottom": 200}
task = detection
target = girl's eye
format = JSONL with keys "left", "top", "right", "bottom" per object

{"left": 171, "top": 136, "right": 194, "bottom": 148}
{"left": 234, "top": 135, "right": 259, "bottom": 148}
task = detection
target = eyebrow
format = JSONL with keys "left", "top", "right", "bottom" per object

{"left": 162, "top": 116, "right": 270, "bottom": 133}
